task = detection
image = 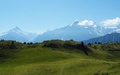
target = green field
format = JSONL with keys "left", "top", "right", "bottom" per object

{"left": 0, "top": 40, "right": 120, "bottom": 75}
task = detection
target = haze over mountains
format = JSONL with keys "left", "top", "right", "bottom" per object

{"left": 0, "top": 21, "right": 120, "bottom": 43}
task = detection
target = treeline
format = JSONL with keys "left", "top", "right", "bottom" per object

{"left": 0, "top": 40, "right": 22, "bottom": 49}
{"left": 1, "top": 39, "right": 120, "bottom": 59}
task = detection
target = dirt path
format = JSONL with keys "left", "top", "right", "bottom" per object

{"left": 94, "top": 64, "right": 111, "bottom": 75}
{"left": 60, "top": 62, "right": 68, "bottom": 75}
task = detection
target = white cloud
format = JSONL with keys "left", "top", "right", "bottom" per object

{"left": 93, "top": 24, "right": 97, "bottom": 28}
{"left": 78, "top": 20, "right": 94, "bottom": 26}
{"left": 101, "top": 17, "right": 120, "bottom": 28}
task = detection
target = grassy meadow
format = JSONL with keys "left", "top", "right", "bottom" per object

{"left": 0, "top": 40, "right": 120, "bottom": 75}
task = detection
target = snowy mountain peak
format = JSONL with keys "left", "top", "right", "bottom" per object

{"left": 12, "top": 26, "right": 22, "bottom": 31}
{"left": 9, "top": 27, "right": 23, "bottom": 33}
{"left": 0, "top": 27, "right": 38, "bottom": 42}
{"left": 69, "top": 20, "right": 79, "bottom": 26}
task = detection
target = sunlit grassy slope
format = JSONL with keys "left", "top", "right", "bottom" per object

{"left": 0, "top": 41, "right": 120, "bottom": 75}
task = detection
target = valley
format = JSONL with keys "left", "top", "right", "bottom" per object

{"left": 1, "top": 0, "right": 120, "bottom": 75}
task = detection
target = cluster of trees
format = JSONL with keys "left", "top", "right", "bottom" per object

{"left": 0, "top": 40, "right": 22, "bottom": 59}
{"left": 0, "top": 40, "right": 39, "bottom": 49}
{"left": 42, "top": 40, "right": 91, "bottom": 55}
{"left": 0, "top": 40, "right": 22, "bottom": 49}
{"left": 87, "top": 41, "right": 120, "bottom": 51}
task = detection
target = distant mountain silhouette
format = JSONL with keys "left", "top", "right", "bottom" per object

{"left": 84, "top": 32, "right": 120, "bottom": 44}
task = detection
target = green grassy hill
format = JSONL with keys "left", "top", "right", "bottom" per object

{"left": 0, "top": 40, "right": 120, "bottom": 75}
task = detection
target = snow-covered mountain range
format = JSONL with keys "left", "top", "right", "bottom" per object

{"left": 34, "top": 21, "right": 116, "bottom": 42}
{"left": 0, "top": 27, "right": 38, "bottom": 42}
{"left": 0, "top": 20, "right": 120, "bottom": 42}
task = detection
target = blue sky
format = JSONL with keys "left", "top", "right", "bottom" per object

{"left": 0, "top": 0, "right": 120, "bottom": 33}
